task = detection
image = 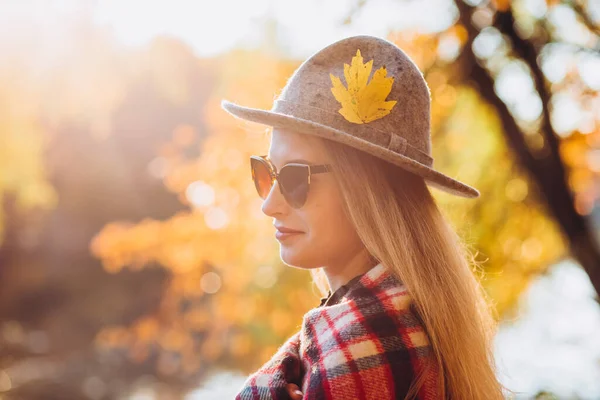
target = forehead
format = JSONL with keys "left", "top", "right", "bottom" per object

{"left": 267, "top": 128, "right": 327, "bottom": 165}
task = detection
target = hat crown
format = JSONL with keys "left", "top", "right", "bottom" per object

{"left": 272, "top": 35, "right": 432, "bottom": 161}
{"left": 219, "top": 34, "right": 480, "bottom": 198}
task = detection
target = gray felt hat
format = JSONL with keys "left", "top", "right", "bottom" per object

{"left": 221, "top": 34, "right": 480, "bottom": 198}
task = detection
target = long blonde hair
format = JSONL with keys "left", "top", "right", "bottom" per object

{"left": 310, "top": 138, "right": 512, "bottom": 399}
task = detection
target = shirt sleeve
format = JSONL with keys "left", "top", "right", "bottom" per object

{"left": 235, "top": 331, "right": 303, "bottom": 400}
{"left": 300, "top": 301, "right": 439, "bottom": 400}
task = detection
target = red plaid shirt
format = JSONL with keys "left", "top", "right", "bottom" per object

{"left": 235, "top": 262, "right": 440, "bottom": 399}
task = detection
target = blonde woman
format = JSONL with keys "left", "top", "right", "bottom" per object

{"left": 221, "top": 35, "right": 510, "bottom": 399}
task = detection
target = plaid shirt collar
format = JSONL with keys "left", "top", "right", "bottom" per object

{"left": 317, "top": 263, "right": 379, "bottom": 308}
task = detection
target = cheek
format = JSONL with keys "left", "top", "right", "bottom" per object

{"left": 303, "top": 189, "right": 359, "bottom": 249}
{"left": 278, "top": 185, "right": 362, "bottom": 267}
{"left": 309, "top": 206, "right": 347, "bottom": 237}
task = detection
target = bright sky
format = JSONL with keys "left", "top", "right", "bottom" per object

{"left": 90, "top": 0, "right": 456, "bottom": 58}
{"left": 0, "top": 0, "right": 455, "bottom": 59}
{"left": 0, "top": 0, "right": 596, "bottom": 135}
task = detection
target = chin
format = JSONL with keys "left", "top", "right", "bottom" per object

{"left": 280, "top": 247, "right": 299, "bottom": 264}
{"left": 279, "top": 247, "right": 309, "bottom": 270}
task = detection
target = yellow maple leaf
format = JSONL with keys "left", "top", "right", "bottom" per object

{"left": 329, "top": 49, "right": 397, "bottom": 124}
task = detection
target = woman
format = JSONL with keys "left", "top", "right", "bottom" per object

{"left": 221, "top": 35, "right": 510, "bottom": 399}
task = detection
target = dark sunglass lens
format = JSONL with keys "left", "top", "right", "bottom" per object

{"left": 279, "top": 165, "right": 309, "bottom": 208}
{"left": 251, "top": 158, "right": 273, "bottom": 199}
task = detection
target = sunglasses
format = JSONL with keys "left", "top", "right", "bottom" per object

{"left": 250, "top": 155, "right": 333, "bottom": 208}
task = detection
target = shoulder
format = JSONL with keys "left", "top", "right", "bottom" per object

{"left": 300, "top": 280, "right": 439, "bottom": 399}
{"left": 304, "top": 280, "right": 433, "bottom": 361}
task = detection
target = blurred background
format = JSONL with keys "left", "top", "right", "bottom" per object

{"left": 0, "top": 0, "right": 599, "bottom": 399}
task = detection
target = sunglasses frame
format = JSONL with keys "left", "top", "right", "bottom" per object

{"left": 250, "top": 155, "right": 333, "bottom": 208}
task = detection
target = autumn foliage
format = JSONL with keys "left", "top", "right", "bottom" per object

{"left": 1, "top": 0, "right": 599, "bottom": 397}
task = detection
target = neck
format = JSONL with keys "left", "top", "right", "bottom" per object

{"left": 322, "top": 250, "right": 378, "bottom": 293}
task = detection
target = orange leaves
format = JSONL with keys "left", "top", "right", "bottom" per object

{"left": 449, "top": 23, "right": 469, "bottom": 45}
{"left": 388, "top": 30, "right": 440, "bottom": 70}
{"left": 559, "top": 130, "right": 600, "bottom": 215}
{"left": 230, "top": 331, "right": 253, "bottom": 357}
{"left": 183, "top": 309, "right": 211, "bottom": 330}
{"left": 436, "top": 86, "right": 567, "bottom": 316}
{"left": 135, "top": 317, "right": 160, "bottom": 343}
{"left": 269, "top": 308, "right": 294, "bottom": 336}
{"left": 491, "top": 0, "right": 511, "bottom": 12}
{"left": 91, "top": 50, "right": 313, "bottom": 376}
{"left": 387, "top": 23, "right": 469, "bottom": 72}
{"left": 0, "top": 78, "right": 58, "bottom": 245}
{"left": 200, "top": 333, "right": 224, "bottom": 362}
{"left": 90, "top": 219, "right": 162, "bottom": 274}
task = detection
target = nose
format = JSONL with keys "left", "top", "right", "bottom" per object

{"left": 261, "top": 180, "right": 288, "bottom": 217}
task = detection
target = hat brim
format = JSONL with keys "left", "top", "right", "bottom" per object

{"left": 221, "top": 99, "right": 480, "bottom": 199}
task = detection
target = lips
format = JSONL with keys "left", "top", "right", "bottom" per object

{"left": 275, "top": 230, "right": 303, "bottom": 240}
{"left": 277, "top": 228, "right": 303, "bottom": 234}
{"left": 274, "top": 225, "right": 304, "bottom": 233}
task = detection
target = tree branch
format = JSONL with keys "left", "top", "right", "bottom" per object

{"left": 455, "top": 0, "right": 600, "bottom": 297}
